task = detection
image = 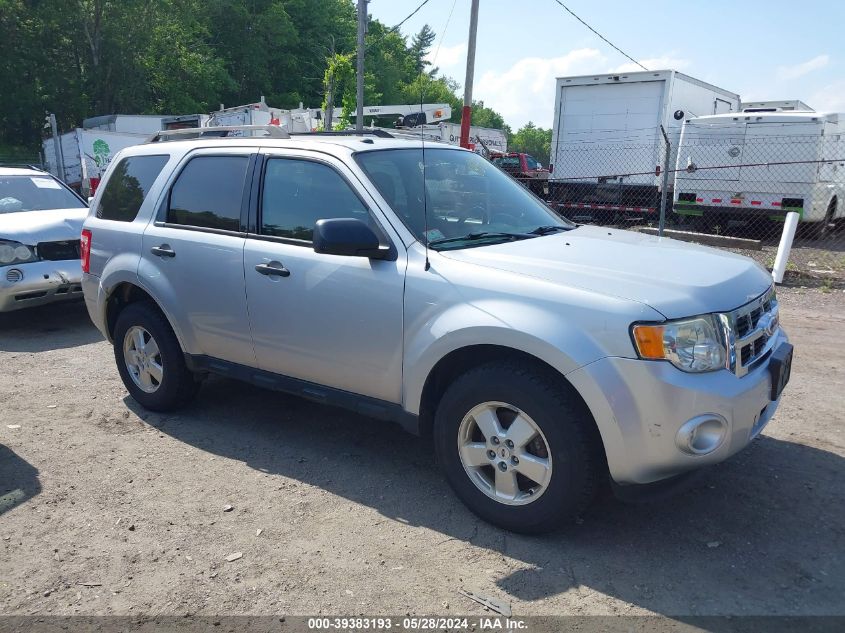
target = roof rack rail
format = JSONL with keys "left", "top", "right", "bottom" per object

{"left": 147, "top": 125, "right": 290, "bottom": 143}
{"left": 289, "top": 129, "right": 395, "bottom": 138}
{"left": 0, "top": 163, "right": 45, "bottom": 171}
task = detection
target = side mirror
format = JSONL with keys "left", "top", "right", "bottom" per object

{"left": 313, "top": 218, "right": 391, "bottom": 259}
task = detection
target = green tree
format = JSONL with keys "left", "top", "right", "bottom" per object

{"left": 409, "top": 24, "right": 436, "bottom": 75}
{"left": 363, "top": 19, "right": 416, "bottom": 106}
{"left": 509, "top": 121, "right": 552, "bottom": 165}
{"left": 0, "top": 0, "right": 518, "bottom": 153}
{"left": 400, "top": 75, "right": 461, "bottom": 112}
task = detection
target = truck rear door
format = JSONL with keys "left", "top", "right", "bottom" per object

{"left": 676, "top": 120, "right": 746, "bottom": 188}
{"left": 554, "top": 81, "right": 664, "bottom": 185}
{"left": 738, "top": 121, "right": 821, "bottom": 186}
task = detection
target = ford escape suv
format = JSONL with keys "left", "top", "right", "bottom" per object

{"left": 81, "top": 128, "right": 792, "bottom": 533}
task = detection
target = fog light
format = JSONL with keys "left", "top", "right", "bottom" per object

{"left": 676, "top": 414, "right": 727, "bottom": 455}
{"left": 6, "top": 268, "right": 23, "bottom": 283}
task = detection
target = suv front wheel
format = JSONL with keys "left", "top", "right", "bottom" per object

{"left": 434, "top": 362, "right": 601, "bottom": 533}
{"left": 113, "top": 302, "right": 200, "bottom": 411}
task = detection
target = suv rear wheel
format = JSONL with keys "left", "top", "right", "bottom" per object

{"left": 114, "top": 302, "right": 199, "bottom": 411}
{"left": 433, "top": 362, "right": 601, "bottom": 533}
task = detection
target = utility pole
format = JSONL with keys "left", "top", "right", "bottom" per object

{"left": 356, "top": 0, "right": 367, "bottom": 133}
{"left": 459, "top": 0, "right": 480, "bottom": 149}
{"left": 47, "top": 112, "right": 65, "bottom": 182}
{"left": 324, "top": 36, "right": 336, "bottom": 132}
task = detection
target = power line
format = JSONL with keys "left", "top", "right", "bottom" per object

{"left": 393, "top": 0, "right": 432, "bottom": 32}
{"left": 430, "top": 0, "right": 458, "bottom": 70}
{"left": 365, "top": 0, "right": 431, "bottom": 51}
{"left": 551, "top": 0, "right": 648, "bottom": 71}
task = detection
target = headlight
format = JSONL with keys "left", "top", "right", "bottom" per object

{"left": 0, "top": 240, "right": 37, "bottom": 266}
{"left": 632, "top": 315, "right": 726, "bottom": 373}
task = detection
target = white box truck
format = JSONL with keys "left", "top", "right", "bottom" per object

{"left": 673, "top": 110, "right": 845, "bottom": 237}
{"left": 81, "top": 114, "right": 180, "bottom": 135}
{"left": 548, "top": 70, "right": 739, "bottom": 220}
{"left": 43, "top": 127, "right": 153, "bottom": 194}
{"left": 435, "top": 121, "right": 507, "bottom": 153}
{"left": 208, "top": 100, "right": 317, "bottom": 133}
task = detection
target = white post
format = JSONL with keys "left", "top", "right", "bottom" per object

{"left": 772, "top": 212, "right": 800, "bottom": 284}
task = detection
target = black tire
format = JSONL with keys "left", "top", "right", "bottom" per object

{"left": 806, "top": 199, "right": 836, "bottom": 241}
{"left": 113, "top": 301, "right": 199, "bottom": 411}
{"left": 433, "top": 362, "right": 603, "bottom": 533}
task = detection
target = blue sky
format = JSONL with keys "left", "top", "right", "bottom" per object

{"left": 369, "top": 0, "right": 845, "bottom": 129}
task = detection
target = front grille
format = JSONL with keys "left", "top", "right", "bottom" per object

{"left": 37, "top": 240, "right": 80, "bottom": 261}
{"left": 726, "top": 287, "right": 779, "bottom": 377}
{"left": 6, "top": 268, "right": 23, "bottom": 283}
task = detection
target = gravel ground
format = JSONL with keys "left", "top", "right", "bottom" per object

{"left": 1, "top": 287, "right": 843, "bottom": 619}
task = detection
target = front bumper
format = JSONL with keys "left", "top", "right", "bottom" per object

{"left": 567, "top": 329, "right": 789, "bottom": 485}
{"left": 0, "top": 260, "right": 83, "bottom": 312}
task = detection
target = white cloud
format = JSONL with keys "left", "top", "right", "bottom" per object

{"left": 777, "top": 54, "right": 830, "bottom": 81}
{"left": 611, "top": 55, "right": 690, "bottom": 73}
{"left": 426, "top": 41, "right": 467, "bottom": 70}
{"left": 808, "top": 79, "right": 845, "bottom": 112}
{"left": 474, "top": 48, "right": 608, "bottom": 128}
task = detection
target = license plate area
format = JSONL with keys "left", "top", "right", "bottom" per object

{"left": 768, "top": 343, "right": 793, "bottom": 400}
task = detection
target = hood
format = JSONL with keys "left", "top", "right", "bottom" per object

{"left": 438, "top": 225, "right": 773, "bottom": 319}
{"left": 0, "top": 208, "right": 88, "bottom": 245}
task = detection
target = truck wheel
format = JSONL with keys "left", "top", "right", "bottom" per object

{"left": 113, "top": 302, "right": 200, "bottom": 411}
{"left": 808, "top": 199, "right": 836, "bottom": 240}
{"left": 433, "top": 362, "right": 602, "bottom": 533}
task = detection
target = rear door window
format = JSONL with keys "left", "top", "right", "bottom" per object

{"left": 167, "top": 156, "right": 249, "bottom": 232}
{"left": 97, "top": 155, "right": 169, "bottom": 221}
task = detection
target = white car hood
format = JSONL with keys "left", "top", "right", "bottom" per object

{"left": 439, "top": 225, "right": 773, "bottom": 319}
{"left": 0, "top": 208, "right": 88, "bottom": 245}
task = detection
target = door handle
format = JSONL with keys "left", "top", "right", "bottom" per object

{"left": 151, "top": 245, "right": 176, "bottom": 258}
{"left": 255, "top": 262, "right": 290, "bottom": 277}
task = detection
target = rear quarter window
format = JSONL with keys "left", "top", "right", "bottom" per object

{"left": 97, "top": 155, "right": 169, "bottom": 221}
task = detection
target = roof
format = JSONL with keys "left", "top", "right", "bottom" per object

{"left": 127, "top": 134, "right": 466, "bottom": 159}
{"left": 687, "top": 111, "right": 839, "bottom": 125}
{"left": 554, "top": 69, "right": 740, "bottom": 100}
{"left": 0, "top": 166, "right": 50, "bottom": 176}
{"left": 83, "top": 113, "right": 176, "bottom": 128}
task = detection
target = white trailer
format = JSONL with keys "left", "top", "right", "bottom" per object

{"left": 434, "top": 122, "right": 507, "bottom": 153}
{"left": 673, "top": 111, "right": 845, "bottom": 236}
{"left": 548, "top": 70, "right": 739, "bottom": 218}
{"left": 81, "top": 114, "right": 179, "bottom": 135}
{"left": 42, "top": 130, "right": 82, "bottom": 187}
{"left": 43, "top": 128, "right": 149, "bottom": 194}
{"left": 208, "top": 99, "right": 318, "bottom": 133}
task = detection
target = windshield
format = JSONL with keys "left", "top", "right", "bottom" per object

{"left": 0, "top": 175, "right": 86, "bottom": 214}
{"left": 355, "top": 148, "right": 572, "bottom": 250}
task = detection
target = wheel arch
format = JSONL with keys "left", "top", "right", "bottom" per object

{"left": 414, "top": 344, "right": 603, "bottom": 451}
{"left": 104, "top": 281, "right": 188, "bottom": 353}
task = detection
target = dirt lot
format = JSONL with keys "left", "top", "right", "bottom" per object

{"left": 1, "top": 287, "right": 843, "bottom": 619}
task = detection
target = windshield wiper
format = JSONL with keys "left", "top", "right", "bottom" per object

{"left": 528, "top": 225, "right": 572, "bottom": 235}
{"left": 428, "top": 231, "right": 534, "bottom": 248}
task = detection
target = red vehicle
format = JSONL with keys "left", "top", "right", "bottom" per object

{"left": 491, "top": 152, "right": 549, "bottom": 199}
{"left": 491, "top": 152, "right": 549, "bottom": 180}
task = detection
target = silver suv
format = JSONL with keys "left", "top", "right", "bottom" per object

{"left": 81, "top": 128, "right": 792, "bottom": 533}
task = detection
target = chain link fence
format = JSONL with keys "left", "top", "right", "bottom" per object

{"left": 511, "top": 125, "right": 845, "bottom": 286}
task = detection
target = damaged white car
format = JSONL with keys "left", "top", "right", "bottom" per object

{"left": 0, "top": 166, "right": 88, "bottom": 312}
